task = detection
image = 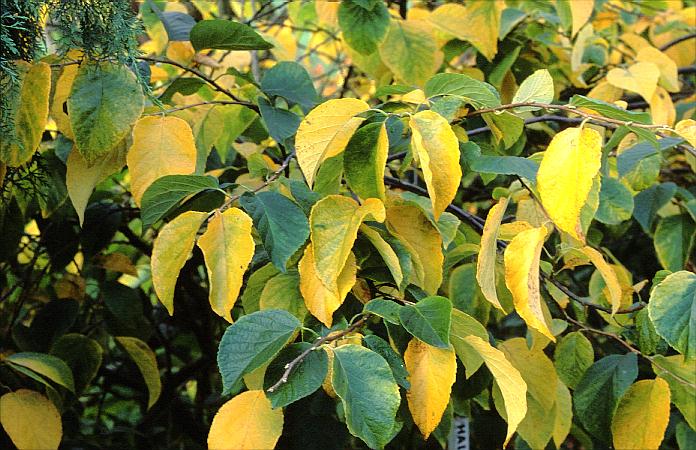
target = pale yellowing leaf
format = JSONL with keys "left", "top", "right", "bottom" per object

{"left": 552, "top": 379, "right": 573, "bottom": 447}
{"left": 151, "top": 211, "right": 208, "bottom": 314}
{"left": 636, "top": 47, "right": 680, "bottom": 93}
{"left": 570, "top": 0, "right": 594, "bottom": 37}
{"left": 404, "top": 339, "right": 457, "bottom": 439}
{"left": 504, "top": 226, "right": 555, "bottom": 341}
{"left": 207, "top": 390, "right": 283, "bottom": 450}
{"left": 537, "top": 126, "right": 602, "bottom": 242}
{"left": 379, "top": 19, "right": 443, "bottom": 86}
{"left": 675, "top": 119, "right": 696, "bottom": 147}
{"left": 498, "top": 221, "right": 534, "bottom": 241}
{"left": 0, "top": 389, "right": 62, "bottom": 450}
{"left": 580, "top": 246, "right": 622, "bottom": 314}
{"left": 197, "top": 208, "right": 254, "bottom": 322}
{"left": 649, "top": 86, "right": 676, "bottom": 127}
{"left": 606, "top": 62, "right": 660, "bottom": 102}
{"left": 476, "top": 197, "right": 509, "bottom": 311}
{"left": 409, "top": 110, "right": 462, "bottom": 220}
{"left": 295, "top": 98, "right": 369, "bottom": 186}
{"left": 611, "top": 379, "right": 671, "bottom": 450}
{"left": 587, "top": 81, "right": 624, "bottom": 103}
{"left": 50, "top": 64, "right": 78, "bottom": 140}
{"left": 463, "top": 336, "right": 527, "bottom": 447}
{"left": 126, "top": 116, "right": 198, "bottom": 205}
{"left": 115, "top": 336, "right": 162, "bottom": 409}
{"left": 401, "top": 89, "right": 427, "bottom": 104}
{"left": 429, "top": 2, "right": 501, "bottom": 61}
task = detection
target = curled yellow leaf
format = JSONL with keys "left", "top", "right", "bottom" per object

{"left": 476, "top": 197, "right": 509, "bottom": 311}
{"left": 579, "top": 246, "right": 622, "bottom": 315}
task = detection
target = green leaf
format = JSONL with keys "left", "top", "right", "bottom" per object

{"left": 648, "top": 271, "right": 696, "bottom": 359}
{"left": 141, "top": 175, "right": 219, "bottom": 229}
{"left": 50, "top": 334, "right": 103, "bottom": 394}
{"left": 512, "top": 69, "right": 554, "bottom": 111}
{"left": 115, "top": 336, "right": 161, "bottom": 409}
{"left": 573, "top": 353, "right": 638, "bottom": 441}
{"left": 331, "top": 344, "right": 401, "bottom": 449}
{"left": 260, "top": 61, "right": 317, "bottom": 109}
{"left": 159, "top": 77, "right": 205, "bottom": 103}
{"left": 190, "top": 19, "right": 273, "bottom": 51}
{"left": 68, "top": 63, "right": 144, "bottom": 165}
{"left": 239, "top": 191, "right": 310, "bottom": 272}
{"left": 399, "top": 296, "right": 452, "bottom": 348}
{"left": 217, "top": 309, "right": 300, "bottom": 394}
{"left": 241, "top": 263, "right": 280, "bottom": 314}
{"left": 676, "top": 422, "right": 696, "bottom": 450}
{"left": 257, "top": 97, "right": 301, "bottom": 145}
{"left": 595, "top": 177, "right": 634, "bottom": 225}
{"left": 363, "top": 334, "right": 410, "bottom": 389}
{"left": 633, "top": 182, "right": 677, "bottom": 233}
{"left": 449, "top": 309, "right": 489, "bottom": 378}
{"left": 424, "top": 73, "right": 501, "bottom": 109}
{"left": 338, "top": 0, "right": 390, "bottom": 55}
{"left": 264, "top": 343, "right": 328, "bottom": 408}
{"left": 4, "top": 352, "right": 75, "bottom": 393}
{"left": 469, "top": 155, "right": 539, "bottom": 183}
{"left": 651, "top": 355, "right": 696, "bottom": 430}
{"left": 553, "top": 331, "right": 594, "bottom": 389}
{"left": 616, "top": 137, "right": 683, "bottom": 176}
{"left": 364, "top": 298, "right": 402, "bottom": 325}
{"left": 569, "top": 95, "right": 652, "bottom": 124}
{"left": 654, "top": 214, "right": 695, "bottom": 272}
{"left": 635, "top": 308, "right": 662, "bottom": 354}
{"left": 158, "top": 11, "right": 196, "bottom": 41}
{"left": 344, "top": 122, "right": 388, "bottom": 200}
{"left": 259, "top": 272, "right": 308, "bottom": 321}
{"left": 360, "top": 223, "right": 412, "bottom": 290}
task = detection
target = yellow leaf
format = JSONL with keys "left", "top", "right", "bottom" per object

{"left": 476, "top": 197, "right": 509, "bottom": 311}
{"left": 115, "top": 336, "right": 162, "bottom": 410}
{"left": 0, "top": 389, "right": 62, "bottom": 450}
{"left": 66, "top": 141, "right": 126, "bottom": 225}
{"left": 401, "top": 89, "right": 427, "bottom": 104}
{"left": 94, "top": 252, "right": 137, "bottom": 276}
{"left": 463, "top": 336, "right": 527, "bottom": 447}
{"left": 587, "top": 80, "right": 623, "bottom": 103}
{"left": 207, "top": 390, "right": 283, "bottom": 450}
{"left": 498, "top": 220, "right": 534, "bottom": 241}
{"left": 379, "top": 19, "right": 444, "bottom": 86}
{"left": 606, "top": 62, "right": 660, "bottom": 102}
{"left": 404, "top": 339, "right": 457, "bottom": 439}
{"left": 309, "top": 196, "right": 384, "bottom": 294}
{"left": 429, "top": 2, "right": 501, "bottom": 61}
{"left": 50, "top": 64, "right": 78, "bottom": 140}
{"left": 151, "top": 211, "right": 208, "bottom": 315}
{"left": 580, "top": 246, "right": 622, "bottom": 314}
{"left": 409, "top": 110, "right": 462, "bottom": 220}
{"left": 648, "top": 86, "right": 676, "bottom": 127}
{"left": 166, "top": 41, "right": 195, "bottom": 65}
{"left": 295, "top": 98, "right": 369, "bottom": 186}
{"left": 386, "top": 204, "right": 443, "bottom": 294}
{"left": 636, "top": 47, "right": 680, "bottom": 93}
{"left": 197, "top": 208, "right": 254, "bottom": 322}
{"left": 611, "top": 379, "right": 671, "bottom": 450}
{"left": 675, "top": 119, "right": 696, "bottom": 147}
{"left": 552, "top": 380, "right": 573, "bottom": 447}
{"left": 0, "top": 62, "right": 51, "bottom": 167}
{"left": 300, "top": 245, "right": 357, "bottom": 327}
{"left": 126, "top": 116, "right": 198, "bottom": 206}
{"left": 504, "top": 226, "right": 555, "bottom": 341}
{"left": 570, "top": 0, "right": 594, "bottom": 37}
{"left": 537, "top": 126, "right": 602, "bottom": 242}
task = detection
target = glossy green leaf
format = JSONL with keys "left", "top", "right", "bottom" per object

{"left": 399, "top": 296, "right": 452, "bottom": 348}
{"left": 616, "top": 137, "right": 683, "bottom": 176}
{"left": 261, "top": 61, "right": 317, "bottom": 109}
{"left": 648, "top": 271, "right": 696, "bottom": 359}
{"left": 190, "top": 19, "right": 273, "bottom": 51}
{"left": 469, "top": 155, "right": 539, "bottom": 183}
{"left": 363, "top": 334, "right": 410, "bottom": 389}
{"left": 264, "top": 343, "right": 328, "bottom": 408}
{"left": 141, "top": 175, "right": 219, "bottom": 229}
{"left": 424, "top": 73, "right": 501, "bottom": 109}
{"left": 364, "top": 298, "right": 402, "bottom": 325}
{"left": 654, "top": 214, "right": 695, "bottom": 272}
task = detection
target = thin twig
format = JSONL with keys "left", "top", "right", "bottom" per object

{"left": 659, "top": 32, "right": 696, "bottom": 51}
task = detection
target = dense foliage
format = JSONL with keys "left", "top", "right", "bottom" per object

{"left": 1, "top": 1, "right": 695, "bottom": 449}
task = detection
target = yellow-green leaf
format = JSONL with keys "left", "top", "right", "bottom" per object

{"left": 476, "top": 197, "right": 509, "bottom": 311}
{"left": 463, "top": 335, "right": 527, "bottom": 447}
{"left": 0, "top": 62, "right": 51, "bottom": 167}
{"left": 404, "top": 339, "right": 457, "bottom": 439}
{"left": 386, "top": 204, "right": 443, "bottom": 294}
{"left": 651, "top": 354, "right": 696, "bottom": 429}
{"left": 409, "top": 110, "right": 462, "bottom": 220}
{"left": 579, "top": 246, "right": 622, "bottom": 314}
{"left": 552, "top": 379, "right": 573, "bottom": 448}
{"left": 379, "top": 19, "right": 443, "bottom": 86}
{"left": 197, "top": 208, "right": 255, "bottom": 322}
{"left": 0, "top": 389, "right": 62, "bottom": 450}
{"left": 537, "top": 126, "right": 602, "bottom": 242}
{"left": 429, "top": 2, "right": 501, "bottom": 61}
{"left": 606, "top": 62, "right": 660, "bottom": 102}
{"left": 636, "top": 47, "right": 679, "bottom": 93}
{"left": 299, "top": 245, "right": 356, "bottom": 327}
{"left": 295, "top": 98, "right": 369, "bottom": 186}
{"left": 675, "top": 119, "right": 696, "bottom": 147}
{"left": 151, "top": 211, "right": 208, "bottom": 314}
{"left": 344, "top": 122, "right": 388, "bottom": 201}
{"left": 126, "top": 116, "right": 198, "bottom": 206}
{"left": 115, "top": 336, "right": 162, "bottom": 410}
{"left": 207, "top": 390, "right": 283, "bottom": 450}
{"left": 611, "top": 379, "right": 671, "bottom": 450}
{"left": 50, "top": 64, "right": 78, "bottom": 140}
{"left": 359, "top": 224, "right": 404, "bottom": 290}
{"left": 570, "top": 0, "right": 594, "bottom": 37}
{"left": 309, "top": 196, "right": 384, "bottom": 294}
{"left": 504, "top": 226, "right": 555, "bottom": 340}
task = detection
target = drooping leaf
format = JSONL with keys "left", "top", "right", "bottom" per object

{"left": 4, "top": 352, "right": 75, "bottom": 393}
{"left": 552, "top": 380, "right": 573, "bottom": 448}
{"left": 477, "top": 197, "right": 508, "bottom": 311}
{"left": 190, "top": 19, "right": 273, "bottom": 51}
{"left": 261, "top": 61, "right": 317, "bottom": 109}
{"left": 197, "top": 208, "right": 255, "bottom": 322}
{"left": 429, "top": 2, "right": 501, "bottom": 61}
{"left": 264, "top": 343, "right": 328, "bottom": 408}
{"left": 633, "top": 182, "right": 677, "bottom": 233}
{"left": 126, "top": 116, "right": 198, "bottom": 206}
{"left": 257, "top": 97, "right": 301, "bottom": 145}
{"left": 360, "top": 224, "right": 410, "bottom": 291}
{"left": 537, "top": 126, "right": 602, "bottom": 241}
{"left": 404, "top": 339, "right": 457, "bottom": 439}
{"left": 651, "top": 354, "right": 696, "bottom": 430}
{"left": 141, "top": 175, "right": 219, "bottom": 230}
{"left": 240, "top": 191, "right": 309, "bottom": 272}
{"left": 511, "top": 69, "right": 554, "bottom": 111}
{"left": 50, "top": 63, "right": 77, "bottom": 140}
{"left": 295, "top": 98, "right": 369, "bottom": 186}
{"left": 399, "top": 296, "right": 452, "bottom": 349}
{"left": 579, "top": 246, "right": 622, "bottom": 315}
{"left": 0, "top": 389, "right": 62, "bottom": 450}
{"left": 553, "top": 331, "right": 594, "bottom": 389}
{"left": 259, "top": 272, "right": 308, "bottom": 321}
{"left": 449, "top": 309, "right": 488, "bottom": 378}
{"left": 217, "top": 309, "right": 300, "bottom": 394}
{"left": 241, "top": 263, "right": 280, "bottom": 314}
{"left": 648, "top": 271, "right": 696, "bottom": 359}
{"left": 379, "top": 19, "right": 443, "bottom": 86}
{"left": 338, "top": 0, "right": 390, "bottom": 55}
{"left": 68, "top": 62, "right": 144, "bottom": 165}
{"left": 331, "top": 344, "right": 401, "bottom": 449}
{"left": 653, "top": 214, "right": 695, "bottom": 272}
{"left": 115, "top": 336, "right": 161, "bottom": 409}
{"left": 207, "top": 390, "right": 283, "bottom": 449}
{"left": 409, "top": 110, "right": 462, "bottom": 220}
{"left": 363, "top": 334, "right": 410, "bottom": 389}
{"left": 344, "top": 122, "right": 388, "bottom": 201}
{"left": 611, "top": 379, "right": 670, "bottom": 450}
